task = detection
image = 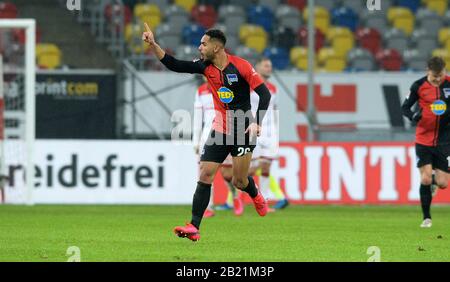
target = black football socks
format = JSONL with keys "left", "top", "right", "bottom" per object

{"left": 420, "top": 184, "right": 432, "bottom": 219}
{"left": 191, "top": 181, "right": 211, "bottom": 229}
{"left": 243, "top": 176, "right": 258, "bottom": 198}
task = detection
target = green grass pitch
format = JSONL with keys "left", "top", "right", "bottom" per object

{"left": 1, "top": 205, "right": 450, "bottom": 262}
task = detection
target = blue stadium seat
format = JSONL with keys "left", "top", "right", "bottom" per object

{"left": 182, "top": 24, "right": 206, "bottom": 46}
{"left": 397, "top": 0, "right": 420, "bottom": 13}
{"left": 331, "top": 7, "right": 358, "bottom": 32}
{"left": 248, "top": 5, "right": 274, "bottom": 32}
{"left": 263, "top": 47, "right": 290, "bottom": 70}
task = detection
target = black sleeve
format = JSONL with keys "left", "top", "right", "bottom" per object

{"left": 401, "top": 81, "right": 420, "bottom": 121}
{"left": 160, "top": 54, "right": 206, "bottom": 74}
{"left": 254, "top": 83, "right": 271, "bottom": 125}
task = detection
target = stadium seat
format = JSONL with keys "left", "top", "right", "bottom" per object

{"left": 355, "top": 27, "right": 382, "bottom": 56}
{"left": 248, "top": 5, "right": 274, "bottom": 33}
{"left": 227, "top": 0, "right": 253, "bottom": 9}
{"left": 347, "top": 48, "right": 376, "bottom": 71}
{"left": 263, "top": 47, "right": 290, "bottom": 70}
{"left": 164, "top": 5, "right": 190, "bottom": 33}
{"left": 156, "top": 23, "right": 181, "bottom": 49}
{"left": 331, "top": 7, "right": 359, "bottom": 32}
{"left": 147, "top": 0, "right": 170, "bottom": 11}
{"left": 239, "top": 24, "right": 267, "bottom": 42}
{"left": 314, "top": 0, "right": 336, "bottom": 11}
{"left": 361, "top": 10, "right": 389, "bottom": 35}
{"left": 340, "top": 0, "right": 366, "bottom": 14}
{"left": 298, "top": 27, "right": 325, "bottom": 52}
{"left": 133, "top": 4, "right": 161, "bottom": 30}
{"left": 397, "top": 0, "right": 420, "bottom": 13}
{"left": 290, "top": 46, "right": 316, "bottom": 71}
{"left": 387, "top": 7, "right": 415, "bottom": 36}
{"left": 445, "top": 10, "right": 450, "bottom": 25}
{"left": 244, "top": 35, "right": 268, "bottom": 54}
{"left": 317, "top": 47, "right": 345, "bottom": 72}
{"left": 411, "top": 28, "right": 438, "bottom": 57}
{"left": 36, "top": 43, "right": 62, "bottom": 69}
{"left": 197, "top": 0, "right": 222, "bottom": 10}
{"left": 12, "top": 27, "right": 42, "bottom": 45}
{"left": 327, "top": 27, "right": 355, "bottom": 56}
{"left": 403, "top": 49, "right": 428, "bottom": 71}
{"left": 273, "top": 26, "right": 296, "bottom": 50}
{"left": 286, "top": 0, "right": 307, "bottom": 11}
{"left": 234, "top": 45, "right": 260, "bottom": 65}
{"left": 219, "top": 5, "right": 246, "bottom": 36}
{"left": 425, "top": 0, "right": 447, "bottom": 16}
{"left": 174, "top": 0, "right": 197, "bottom": 13}
{"left": 416, "top": 8, "right": 443, "bottom": 37}
{"left": 182, "top": 24, "right": 206, "bottom": 46}
{"left": 125, "top": 23, "right": 149, "bottom": 54}
{"left": 303, "top": 6, "right": 330, "bottom": 35}
{"left": 376, "top": 48, "right": 403, "bottom": 71}
{"left": 432, "top": 48, "right": 450, "bottom": 67}
{"left": 438, "top": 28, "right": 450, "bottom": 46}
{"left": 384, "top": 28, "right": 409, "bottom": 53}
{"left": 0, "top": 2, "right": 18, "bottom": 18}
{"left": 275, "top": 5, "right": 302, "bottom": 32}
{"left": 175, "top": 45, "right": 198, "bottom": 61}
{"left": 259, "top": 0, "right": 280, "bottom": 12}
{"left": 191, "top": 5, "right": 217, "bottom": 29}
{"left": 225, "top": 35, "right": 240, "bottom": 52}
{"left": 104, "top": 4, "right": 132, "bottom": 26}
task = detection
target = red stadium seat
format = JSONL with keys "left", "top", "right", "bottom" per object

{"left": 12, "top": 27, "right": 42, "bottom": 45}
{"left": 104, "top": 4, "right": 132, "bottom": 25}
{"left": 355, "top": 27, "right": 381, "bottom": 56}
{"left": 298, "top": 27, "right": 325, "bottom": 52}
{"left": 0, "top": 2, "right": 18, "bottom": 18}
{"left": 191, "top": 5, "right": 217, "bottom": 29}
{"left": 287, "top": 0, "right": 307, "bottom": 11}
{"left": 376, "top": 48, "right": 403, "bottom": 71}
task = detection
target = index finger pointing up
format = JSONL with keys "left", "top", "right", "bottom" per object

{"left": 144, "top": 22, "right": 151, "bottom": 33}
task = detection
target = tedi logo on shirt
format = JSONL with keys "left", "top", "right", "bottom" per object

{"left": 430, "top": 100, "right": 447, "bottom": 116}
{"left": 217, "top": 87, "right": 234, "bottom": 103}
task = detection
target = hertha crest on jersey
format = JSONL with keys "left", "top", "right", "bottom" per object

{"left": 226, "top": 74, "right": 238, "bottom": 85}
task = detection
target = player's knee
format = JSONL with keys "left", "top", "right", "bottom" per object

{"left": 420, "top": 175, "right": 433, "bottom": 186}
{"left": 436, "top": 177, "right": 448, "bottom": 189}
{"left": 199, "top": 169, "right": 215, "bottom": 184}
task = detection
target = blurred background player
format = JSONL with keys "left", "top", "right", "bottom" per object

{"left": 249, "top": 57, "right": 289, "bottom": 210}
{"left": 221, "top": 57, "right": 289, "bottom": 213}
{"left": 193, "top": 78, "right": 216, "bottom": 218}
{"left": 402, "top": 56, "right": 450, "bottom": 228}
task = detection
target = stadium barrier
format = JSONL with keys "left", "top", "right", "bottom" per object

{"left": 3, "top": 140, "right": 449, "bottom": 204}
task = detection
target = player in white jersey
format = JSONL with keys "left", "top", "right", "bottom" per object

{"left": 222, "top": 57, "right": 289, "bottom": 212}
{"left": 193, "top": 81, "right": 216, "bottom": 217}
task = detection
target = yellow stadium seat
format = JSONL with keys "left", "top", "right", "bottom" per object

{"left": 36, "top": 43, "right": 62, "bottom": 69}
{"left": 134, "top": 4, "right": 160, "bottom": 18}
{"left": 303, "top": 6, "right": 330, "bottom": 34}
{"left": 445, "top": 39, "right": 450, "bottom": 52}
{"left": 139, "top": 15, "right": 161, "bottom": 30}
{"left": 294, "top": 57, "right": 318, "bottom": 71}
{"left": 438, "top": 28, "right": 450, "bottom": 45}
{"left": 239, "top": 24, "right": 267, "bottom": 42}
{"left": 432, "top": 49, "right": 450, "bottom": 67}
{"left": 322, "top": 58, "right": 347, "bottom": 72}
{"left": 387, "top": 7, "right": 415, "bottom": 35}
{"left": 426, "top": 0, "right": 447, "bottom": 16}
{"left": 174, "top": 0, "right": 197, "bottom": 13}
{"left": 244, "top": 35, "right": 267, "bottom": 53}
{"left": 318, "top": 47, "right": 345, "bottom": 63}
{"left": 125, "top": 23, "right": 149, "bottom": 53}
{"left": 290, "top": 46, "right": 307, "bottom": 64}
{"left": 327, "top": 27, "right": 354, "bottom": 56}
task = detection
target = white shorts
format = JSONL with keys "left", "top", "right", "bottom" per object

{"left": 252, "top": 136, "right": 279, "bottom": 160}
